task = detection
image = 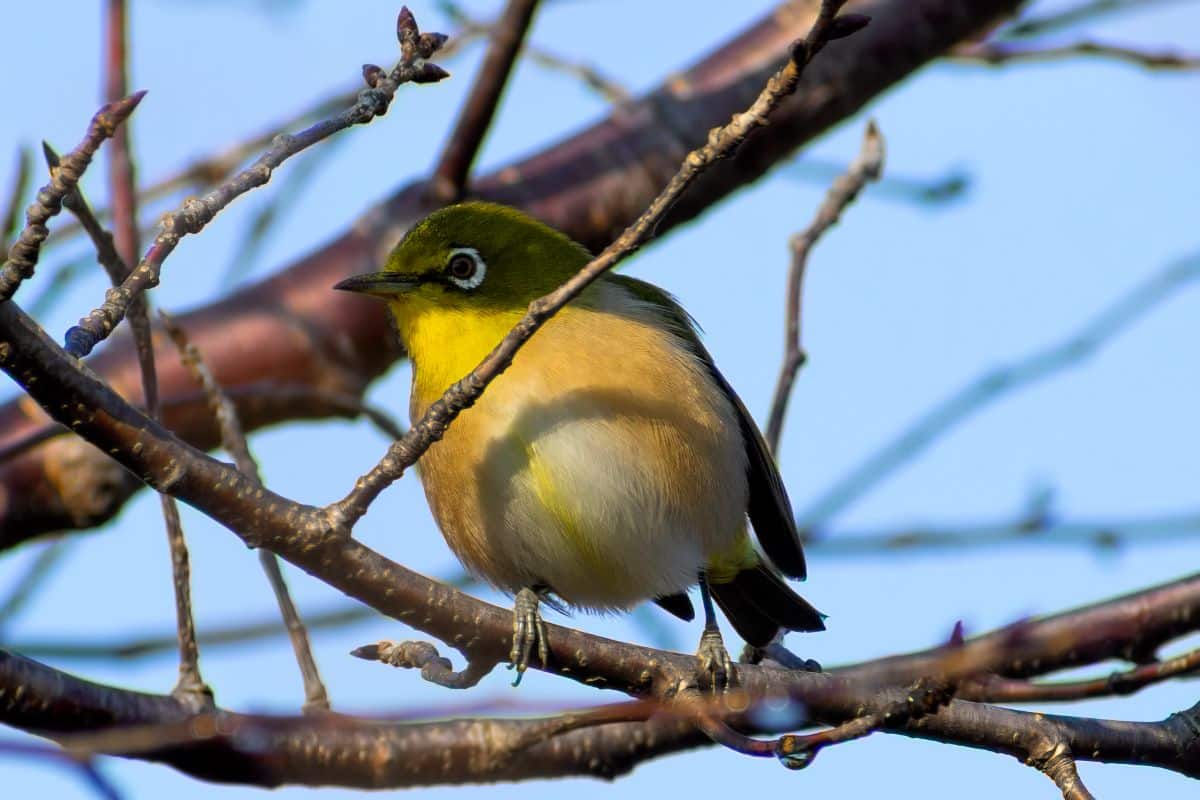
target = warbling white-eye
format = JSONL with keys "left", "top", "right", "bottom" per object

{"left": 335, "top": 201, "right": 824, "bottom": 685}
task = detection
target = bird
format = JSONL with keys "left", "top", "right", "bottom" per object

{"left": 334, "top": 201, "right": 824, "bottom": 686}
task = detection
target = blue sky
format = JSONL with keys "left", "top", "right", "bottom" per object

{"left": 1, "top": 1, "right": 1199, "bottom": 797}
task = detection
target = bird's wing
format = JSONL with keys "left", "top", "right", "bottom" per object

{"left": 607, "top": 275, "right": 807, "bottom": 580}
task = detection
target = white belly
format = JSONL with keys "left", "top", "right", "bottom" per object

{"left": 493, "top": 412, "right": 741, "bottom": 608}
{"left": 412, "top": 284, "right": 750, "bottom": 610}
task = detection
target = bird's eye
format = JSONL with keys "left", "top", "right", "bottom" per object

{"left": 445, "top": 248, "right": 486, "bottom": 290}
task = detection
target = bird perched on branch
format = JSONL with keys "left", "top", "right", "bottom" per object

{"left": 335, "top": 201, "right": 823, "bottom": 686}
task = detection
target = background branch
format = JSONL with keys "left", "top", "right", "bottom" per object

{"left": 766, "top": 119, "right": 884, "bottom": 453}
{"left": 796, "top": 252, "right": 1200, "bottom": 529}
{"left": 430, "top": 0, "right": 542, "bottom": 201}
{"left": 0, "top": 0, "right": 1028, "bottom": 548}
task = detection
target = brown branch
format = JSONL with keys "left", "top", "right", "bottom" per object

{"left": 966, "top": 647, "right": 1200, "bottom": 704}
{"left": 61, "top": 8, "right": 450, "bottom": 358}
{"left": 47, "top": 118, "right": 210, "bottom": 703}
{"left": 7, "top": 257, "right": 1200, "bottom": 696}
{"left": 0, "top": 383, "right": 405, "bottom": 468}
{"left": 105, "top": 0, "right": 139, "bottom": 271}
{"left": 352, "top": 639, "right": 496, "bottom": 689}
{"left": 5, "top": 253, "right": 1200, "bottom": 786}
{"left": 430, "top": 0, "right": 541, "bottom": 201}
{"left": 765, "top": 120, "right": 883, "bottom": 453}
{"left": 160, "top": 311, "right": 330, "bottom": 713}
{"left": 952, "top": 39, "right": 1200, "bottom": 70}
{"left": 38, "top": 20, "right": 493, "bottom": 258}
{"left": 0, "top": 0, "right": 1028, "bottom": 547}
{"left": 328, "top": 1, "right": 870, "bottom": 529}
{"left": 0, "top": 92, "right": 144, "bottom": 301}
{"left": 6, "top": 587, "right": 1200, "bottom": 788}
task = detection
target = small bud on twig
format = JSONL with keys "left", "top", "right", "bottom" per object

{"left": 362, "top": 64, "right": 384, "bottom": 87}
{"left": 826, "top": 13, "right": 871, "bottom": 42}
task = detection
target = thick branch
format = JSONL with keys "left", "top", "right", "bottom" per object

{"left": 0, "top": 0, "right": 1025, "bottom": 546}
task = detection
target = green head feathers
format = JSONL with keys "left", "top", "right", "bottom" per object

{"left": 335, "top": 201, "right": 591, "bottom": 310}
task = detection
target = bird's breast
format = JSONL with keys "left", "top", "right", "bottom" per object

{"left": 404, "top": 288, "right": 748, "bottom": 609}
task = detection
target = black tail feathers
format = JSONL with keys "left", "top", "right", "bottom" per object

{"left": 710, "top": 563, "right": 825, "bottom": 648}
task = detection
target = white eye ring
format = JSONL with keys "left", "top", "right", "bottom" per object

{"left": 446, "top": 247, "right": 486, "bottom": 290}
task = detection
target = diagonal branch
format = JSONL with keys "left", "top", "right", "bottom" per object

{"left": 159, "top": 311, "right": 330, "bottom": 713}
{"left": 0, "top": 0, "right": 1029, "bottom": 547}
{"left": 797, "top": 251, "right": 1200, "bottom": 528}
{"left": 0, "top": 93, "right": 144, "bottom": 301}
{"left": 1003, "top": 0, "right": 1189, "bottom": 38}
{"left": 61, "top": 8, "right": 450, "bottom": 359}
{"left": 952, "top": 39, "right": 1200, "bottom": 70}
{"left": 430, "top": 0, "right": 542, "bottom": 201}
{"left": 327, "top": 0, "right": 871, "bottom": 528}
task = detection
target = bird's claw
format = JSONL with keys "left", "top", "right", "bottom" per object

{"left": 508, "top": 587, "right": 549, "bottom": 686}
{"left": 695, "top": 626, "right": 736, "bottom": 692}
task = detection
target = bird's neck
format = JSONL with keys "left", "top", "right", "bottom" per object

{"left": 388, "top": 296, "right": 526, "bottom": 416}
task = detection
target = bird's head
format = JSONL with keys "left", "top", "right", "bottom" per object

{"left": 334, "top": 201, "right": 591, "bottom": 316}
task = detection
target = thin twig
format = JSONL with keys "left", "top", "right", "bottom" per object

{"left": 810, "top": 509, "right": 1200, "bottom": 557}
{"left": 219, "top": 139, "right": 346, "bottom": 286}
{"left": 158, "top": 496, "right": 208, "bottom": 704}
{"left": 967, "top": 647, "right": 1200, "bottom": 703}
{"left": 0, "top": 383, "right": 406, "bottom": 467}
{"left": 0, "top": 92, "right": 144, "bottom": 301}
{"left": 765, "top": 120, "right": 884, "bottom": 453}
{"left": 438, "top": 0, "right": 631, "bottom": 105}
{"left": 40, "top": 21, "right": 490, "bottom": 256}
{"left": 431, "top": 0, "right": 542, "bottom": 201}
{"left": 328, "top": 0, "right": 871, "bottom": 529}
{"left": 952, "top": 40, "right": 1200, "bottom": 70}
{"left": 61, "top": 8, "right": 449, "bottom": 358}
{"left": 0, "top": 741, "right": 123, "bottom": 800}
{"left": 11, "top": 570, "right": 480, "bottom": 661}
{"left": 1, "top": 147, "right": 32, "bottom": 251}
{"left": 159, "top": 310, "right": 330, "bottom": 712}
{"left": 786, "top": 157, "right": 967, "bottom": 207}
{"left": 1004, "top": 0, "right": 1188, "bottom": 38}
{"left": 352, "top": 639, "right": 497, "bottom": 689}
{"left": 797, "top": 252, "right": 1200, "bottom": 528}
{"left": 525, "top": 45, "right": 633, "bottom": 105}
{"left": 0, "top": 538, "right": 69, "bottom": 632}
{"left": 46, "top": 108, "right": 211, "bottom": 706}
{"left": 14, "top": 605, "right": 375, "bottom": 661}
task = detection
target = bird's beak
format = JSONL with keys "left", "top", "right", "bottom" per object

{"left": 333, "top": 271, "right": 421, "bottom": 296}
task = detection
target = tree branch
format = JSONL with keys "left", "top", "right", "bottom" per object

{"left": 0, "top": 93, "right": 144, "bottom": 301}
{"left": 60, "top": 8, "right": 450, "bottom": 358}
{"left": 796, "top": 251, "right": 1200, "bottom": 529}
{"left": 430, "top": 0, "right": 542, "bottom": 201}
{"left": 765, "top": 119, "right": 883, "bottom": 453}
{"left": 952, "top": 39, "right": 1200, "bottom": 70}
{"left": 0, "top": 0, "right": 1027, "bottom": 547}
{"left": 160, "top": 311, "right": 330, "bottom": 713}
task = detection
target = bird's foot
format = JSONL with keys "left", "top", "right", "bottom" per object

{"left": 695, "top": 626, "right": 736, "bottom": 692}
{"left": 508, "top": 586, "right": 549, "bottom": 686}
